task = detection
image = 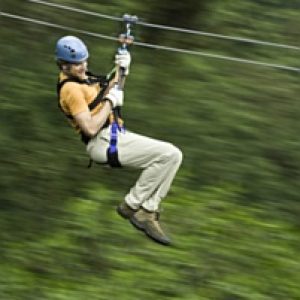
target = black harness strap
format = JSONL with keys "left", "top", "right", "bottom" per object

{"left": 56, "top": 73, "right": 109, "bottom": 120}
{"left": 57, "top": 72, "right": 121, "bottom": 168}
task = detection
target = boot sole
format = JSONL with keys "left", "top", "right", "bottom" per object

{"left": 130, "top": 217, "right": 171, "bottom": 246}
{"left": 130, "top": 217, "right": 144, "bottom": 231}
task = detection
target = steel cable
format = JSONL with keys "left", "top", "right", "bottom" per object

{"left": 28, "top": 0, "right": 300, "bottom": 51}
{"left": 1, "top": 11, "right": 299, "bottom": 72}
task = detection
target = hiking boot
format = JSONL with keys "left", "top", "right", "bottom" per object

{"left": 130, "top": 208, "right": 171, "bottom": 246}
{"left": 116, "top": 201, "right": 137, "bottom": 219}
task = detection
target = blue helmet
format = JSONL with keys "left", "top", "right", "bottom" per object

{"left": 55, "top": 36, "right": 89, "bottom": 63}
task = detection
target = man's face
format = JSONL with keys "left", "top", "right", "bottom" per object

{"left": 68, "top": 60, "right": 88, "bottom": 79}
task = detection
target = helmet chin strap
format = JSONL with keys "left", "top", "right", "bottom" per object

{"left": 62, "top": 64, "right": 78, "bottom": 76}
{"left": 62, "top": 63, "right": 72, "bottom": 73}
{"left": 62, "top": 62, "right": 88, "bottom": 79}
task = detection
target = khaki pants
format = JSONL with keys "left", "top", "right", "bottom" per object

{"left": 86, "top": 126, "right": 182, "bottom": 212}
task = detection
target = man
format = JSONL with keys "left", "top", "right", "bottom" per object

{"left": 55, "top": 35, "right": 182, "bottom": 245}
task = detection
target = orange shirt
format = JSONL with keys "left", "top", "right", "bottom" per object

{"left": 58, "top": 72, "right": 107, "bottom": 132}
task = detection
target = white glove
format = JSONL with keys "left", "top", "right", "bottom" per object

{"left": 115, "top": 50, "right": 131, "bottom": 75}
{"left": 105, "top": 85, "right": 124, "bottom": 108}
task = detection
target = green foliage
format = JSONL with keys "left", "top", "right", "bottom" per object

{"left": 1, "top": 0, "right": 300, "bottom": 299}
{"left": 1, "top": 186, "right": 300, "bottom": 299}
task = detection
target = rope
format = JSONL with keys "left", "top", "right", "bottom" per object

{"left": 1, "top": 11, "right": 299, "bottom": 73}
{"left": 28, "top": 0, "right": 300, "bottom": 51}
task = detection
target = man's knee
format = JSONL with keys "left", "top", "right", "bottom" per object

{"left": 166, "top": 144, "right": 183, "bottom": 165}
{"left": 173, "top": 146, "right": 183, "bottom": 165}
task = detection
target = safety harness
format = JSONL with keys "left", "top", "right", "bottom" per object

{"left": 56, "top": 71, "right": 123, "bottom": 168}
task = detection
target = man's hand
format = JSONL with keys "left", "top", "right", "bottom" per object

{"left": 104, "top": 84, "right": 124, "bottom": 108}
{"left": 115, "top": 50, "right": 131, "bottom": 75}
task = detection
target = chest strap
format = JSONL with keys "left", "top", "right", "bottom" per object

{"left": 56, "top": 72, "right": 109, "bottom": 120}
{"left": 57, "top": 72, "right": 123, "bottom": 168}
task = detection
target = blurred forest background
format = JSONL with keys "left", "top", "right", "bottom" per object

{"left": 1, "top": 0, "right": 300, "bottom": 299}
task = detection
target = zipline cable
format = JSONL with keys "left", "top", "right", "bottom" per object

{"left": 134, "top": 40, "right": 300, "bottom": 72}
{"left": 0, "top": 12, "right": 117, "bottom": 41}
{"left": 28, "top": 0, "right": 122, "bottom": 22}
{"left": 1, "top": 11, "right": 299, "bottom": 73}
{"left": 28, "top": 0, "right": 300, "bottom": 51}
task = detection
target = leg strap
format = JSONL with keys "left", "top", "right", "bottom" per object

{"left": 107, "top": 121, "right": 122, "bottom": 168}
{"left": 107, "top": 148, "right": 122, "bottom": 168}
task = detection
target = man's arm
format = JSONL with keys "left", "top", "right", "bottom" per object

{"left": 74, "top": 100, "right": 112, "bottom": 137}
{"left": 74, "top": 83, "right": 124, "bottom": 137}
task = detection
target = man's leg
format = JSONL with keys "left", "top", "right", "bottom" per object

{"left": 117, "top": 131, "right": 182, "bottom": 245}
{"left": 87, "top": 128, "right": 183, "bottom": 245}
{"left": 87, "top": 128, "right": 182, "bottom": 206}
{"left": 117, "top": 131, "right": 182, "bottom": 211}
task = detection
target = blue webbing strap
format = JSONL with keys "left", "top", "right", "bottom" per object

{"left": 107, "top": 109, "right": 123, "bottom": 168}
